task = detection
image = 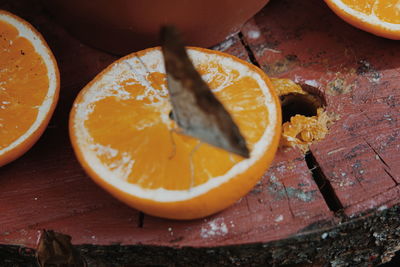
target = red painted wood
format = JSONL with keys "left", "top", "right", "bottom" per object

{"left": 345, "top": 186, "right": 400, "bottom": 218}
{"left": 141, "top": 148, "right": 332, "bottom": 247}
{"left": 0, "top": 0, "right": 399, "bottom": 251}
{"left": 242, "top": 0, "right": 400, "bottom": 214}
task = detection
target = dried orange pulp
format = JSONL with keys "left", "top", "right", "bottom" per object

{"left": 0, "top": 10, "right": 59, "bottom": 167}
{"left": 70, "top": 47, "right": 281, "bottom": 219}
{"left": 271, "top": 78, "right": 332, "bottom": 153}
{"left": 325, "top": 0, "right": 400, "bottom": 39}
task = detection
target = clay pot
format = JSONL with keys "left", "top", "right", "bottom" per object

{"left": 41, "top": 0, "right": 269, "bottom": 55}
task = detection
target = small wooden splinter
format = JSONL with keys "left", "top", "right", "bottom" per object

{"left": 161, "top": 26, "right": 250, "bottom": 158}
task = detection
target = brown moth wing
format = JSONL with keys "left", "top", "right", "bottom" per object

{"left": 161, "top": 26, "right": 250, "bottom": 158}
{"left": 37, "top": 230, "right": 85, "bottom": 266}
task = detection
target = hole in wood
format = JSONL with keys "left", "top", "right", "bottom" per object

{"left": 281, "top": 94, "right": 319, "bottom": 123}
{"left": 280, "top": 84, "right": 326, "bottom": 124}
{"left": 271, "top": 79, "right": 334, "bottom": 152}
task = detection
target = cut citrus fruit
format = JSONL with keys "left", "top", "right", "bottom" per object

{"left": 70, "top": 47, "right": 281, "bottom": 219}
{"left": 325, "top": 0, "right": 400, "bottom": 39}
{"left": 0, "top": 10, "right": 59, "bottom": 167}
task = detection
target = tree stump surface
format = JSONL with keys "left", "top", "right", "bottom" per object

{"left": 0, "top": 0, "right": 399, "bottom": 266}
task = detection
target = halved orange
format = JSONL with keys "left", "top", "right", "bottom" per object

{"left": 325, "top": 0, "right": 400, "bottom": 39}
{"left": 0, "top": 10, "right": 59, "bottom": 167}
{"left": 69, "top": 47, "right": 281, "bottom": 219}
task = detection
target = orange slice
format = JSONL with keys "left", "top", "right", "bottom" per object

{"left": 325, "top": 0, "right": 400, "bottom": 39}
{"left": 70, "top": 47, "right": 281, "bottom": 219}
{"left": 0, "top": 10, "right": 59, "bottom": 167}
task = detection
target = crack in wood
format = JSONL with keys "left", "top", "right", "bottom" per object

{"left": 245, "top": 196, "right": 252, "bottom": 214}
{"left": 363, "top": 139, "right": 398, "bottom": 186}
{"left": 351, "top": 164, "right": 367, "bottom": 193}
{"left": 281, "top": 182, "right": 296, "bottom": 219}
{"left": 384, "top": 169, "right": 399, "bottom": 186}
{"left": 305, "top": 152, "right": 344, "bottom": 213}
{"left": 238, "top": 32, "right": 261, "bottom": 68}
{"left": 138, "top": 212, "right": 144, "bottom": 228}
{"left": 359, "top": 108, "right": 374, "bottom": 122}
{"left": 364, "top": 139, "right": 391, "bottom": 170}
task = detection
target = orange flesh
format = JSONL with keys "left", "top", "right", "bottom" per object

{"left": 281, "top": 108, "right": 331, "bottom": 152}
{"left": 0, "top": 20, "right": 49, "bottom": 149}
{"left": 375, "top": 0, "right": 400, "bottom": 24}
{"left": 340, "top": 0, "right": 400, "bottom": 23}
{"left": 341, "top": 0, "right": 375, "bottom": 13}
{"left": 84, "top": 61, "right": 269, "bottom": 190}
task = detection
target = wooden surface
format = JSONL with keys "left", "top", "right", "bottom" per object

{"left": 1, "top": 0, "right": 400, "bottom": 266}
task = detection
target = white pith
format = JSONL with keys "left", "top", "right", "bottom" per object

{"left": 0, "top": 12, "right": 58, "bottom": 156}
{"left": 330, "top": 0, "right": 400, "bottom": 31}
{"left": 72, "top": 48, "right": 278, "bottom": 202}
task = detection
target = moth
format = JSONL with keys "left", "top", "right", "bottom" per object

{"left": 37, "top": 230, "right": 85, "bottom": 266}
{"left": 161, "top": 26, "right": 250, "bottom": 158}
